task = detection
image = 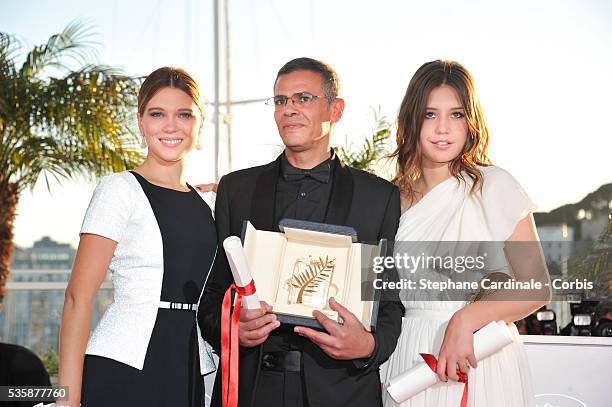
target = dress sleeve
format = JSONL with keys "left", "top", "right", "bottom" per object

{"left": 481, "top": 167, "right": 537, "bottom": 242}
{"left": 80, "top": 174, "right": 133, "bottom": 243}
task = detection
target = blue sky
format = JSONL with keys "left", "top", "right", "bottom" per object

{"left": 2, "top": 0, "right": 611, "bottom": 247}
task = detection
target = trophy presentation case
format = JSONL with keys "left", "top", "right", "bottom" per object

{"left": 241, "top": 219, "right": 386, "bottom": 331}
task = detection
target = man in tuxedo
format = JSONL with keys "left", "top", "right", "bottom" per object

{"left": 198, "top": 57, "right": 404, "bottom": 407}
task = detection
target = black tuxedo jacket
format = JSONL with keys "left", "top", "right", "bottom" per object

{"left": 198, "top": 153, "right": 404, "bottom": 407}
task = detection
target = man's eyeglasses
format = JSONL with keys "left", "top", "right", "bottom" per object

{"left": 265, "top": 92, "right": 323, "bottom": 109}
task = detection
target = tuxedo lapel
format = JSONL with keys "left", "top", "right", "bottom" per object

{"left": 324, "top": 156, "right": 354, "bottom": 226}
{"left": 249, "top": 155, "right": 282, "bottom": 231}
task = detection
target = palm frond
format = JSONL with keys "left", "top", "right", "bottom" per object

{"left": 336, "top": 108, "right": 392, "bottom": 176}
{"left": 19, "top": 19, "right": 99, "bottom": 78}
{"left": 0, "top": 33, "right": 19, "bottom": 128}
{"left": 0, "top": 32, "right": 20, "bottom": 66}
{"left": 1, "top": 36, "right": 143, "bottom": 191}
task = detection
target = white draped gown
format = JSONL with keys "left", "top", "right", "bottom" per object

{"left": 381, "top": 166, "right": 538, "bottom": 407}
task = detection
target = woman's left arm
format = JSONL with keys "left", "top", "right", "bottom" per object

{"left": 436, "top": 213, "right": 551, "bottom": 381}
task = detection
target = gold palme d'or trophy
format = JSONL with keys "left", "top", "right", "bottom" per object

{"left": 288, "top": 255, "right": 336, "bottom": 309}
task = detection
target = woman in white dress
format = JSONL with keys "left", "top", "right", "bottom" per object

{"left": 382, "top": 60, "right": 550, "bottom": 407}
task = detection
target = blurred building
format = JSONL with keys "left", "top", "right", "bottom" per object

{"left": 533, "top": 184, "right": 612, "bottom": 329}
{"left": 11, "top": 236, "right": 76, "bottom": 271}
{"left": 536, "top": 223, "right": 574, "bottom": 278}
{"left": 0, "top": 237, "right": 111, "bottom": 362}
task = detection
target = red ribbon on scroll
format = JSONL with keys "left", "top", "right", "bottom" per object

{"left": 221, "top": 280, "right": 257, "bottom": 407}
{"left": 419, "top": 353, "right": 469, "bottom": 407}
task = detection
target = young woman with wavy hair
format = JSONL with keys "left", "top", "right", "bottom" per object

{"left": 382, "top": 60, "right": 549, "bottom": 407}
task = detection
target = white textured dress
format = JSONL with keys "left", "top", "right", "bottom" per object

{"left": 381, "top": 166, "right": 537, "bottom": 407}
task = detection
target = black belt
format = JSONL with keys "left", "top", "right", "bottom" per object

{"left": 261, "top": 350, "right": 302, "bottom": 372}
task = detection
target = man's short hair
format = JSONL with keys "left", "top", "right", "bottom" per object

{"left": 275, "top": 57, "right": 340, "bottom": 102}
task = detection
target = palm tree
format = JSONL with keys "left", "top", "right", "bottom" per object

{"left": 335, "top": 109, "right": 394, "bottom": 178}
{"left": 0, "top": 21, "right": 143, "bottom": 309}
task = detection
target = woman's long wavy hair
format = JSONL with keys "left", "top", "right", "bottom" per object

{"left": 391, "top": 60, "right": 491, "bottom": 206}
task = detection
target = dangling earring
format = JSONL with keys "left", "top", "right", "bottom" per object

{"left": 195, "top": 133, "right": 202, "bottom": 150}
{"left": 140, "top": 133, "right": 147, "bottom": 149}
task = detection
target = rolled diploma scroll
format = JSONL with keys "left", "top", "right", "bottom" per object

{"left": 386, "top": 320, "right": 513, "bottom": 403}
{"left": 223, "top": 236, "right": 261, "bottom": 310}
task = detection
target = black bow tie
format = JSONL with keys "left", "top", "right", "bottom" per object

{"left": 282, "top": 163, "right": 331, "bottom": 183}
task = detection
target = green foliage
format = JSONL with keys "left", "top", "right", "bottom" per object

{"left": 567, "top": 219, "right": 612, "bottom": 300}
{"left": 0, "top": 19, "right": 143, "bottom": 193}
{"left": 41, "top": 346, "right": 59, "bottom": 376}
{"left": 335, "top": 109, "right": 393, "bottom": 177}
